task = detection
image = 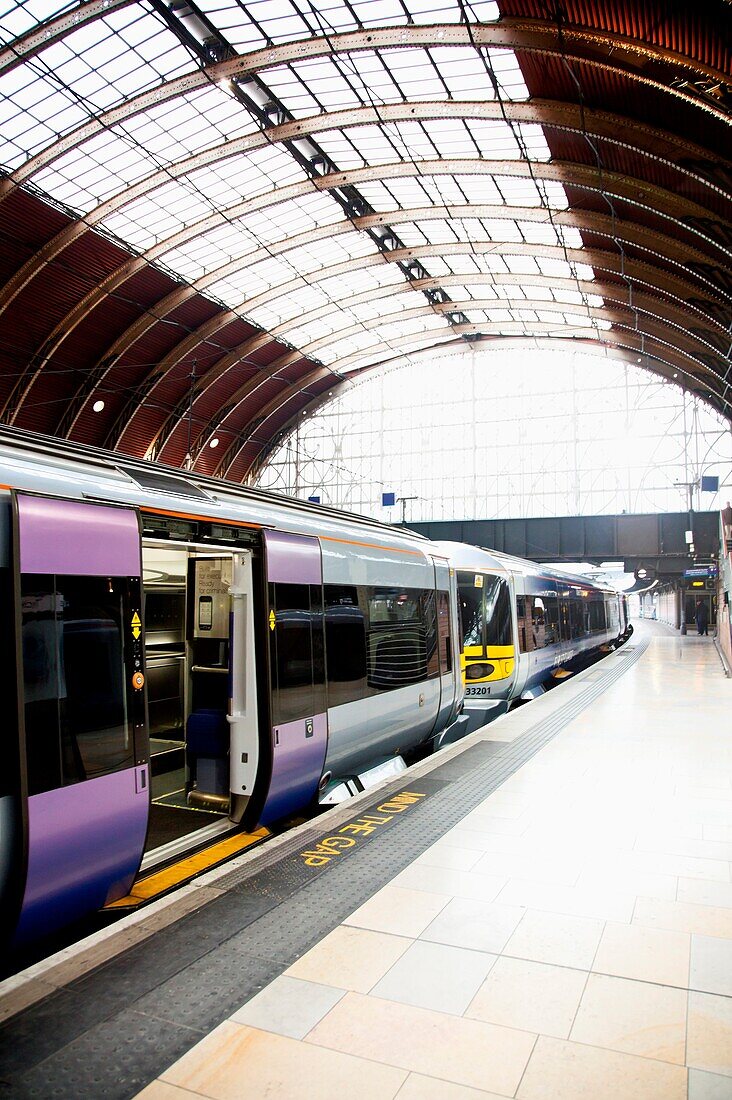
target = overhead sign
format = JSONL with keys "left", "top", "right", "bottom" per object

{"left": 684, "top": 566, "right": 716, "bottom": 578}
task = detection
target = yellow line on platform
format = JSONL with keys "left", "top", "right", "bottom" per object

{"left": 105, "top": 827, "right": 270, "bottom": 909}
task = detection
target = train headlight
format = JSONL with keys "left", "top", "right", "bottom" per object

{"left": 466, "top": 663, "right": 494, "bottom": 679}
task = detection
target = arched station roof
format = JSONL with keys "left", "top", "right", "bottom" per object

{"left": 0, "top": 0, "right": 730, "bottom": 481}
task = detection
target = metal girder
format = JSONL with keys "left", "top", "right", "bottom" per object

{"left": 318, "top": 156, "right": 732, "bottom": 231}
{"left": 349, "top": 204, "right": 730, "bottom": 267}
{"left": 260, "top": 301, "right": 727, "bottom": 386}
{"left": 502, "top": 18, "right": 732, "bottom": 119}
{"left": 5, "top": 91, "right": 729, "bottom": 211}
{"left": 265, "top": 288, "right": 726, "bottom": 362}
{"left": 2, "top": 18, "right": 729, "bottom": 199}
{"left": 12, "top": 95, "right": 731, "bottom": 242}
{"left": 247, "top": 329, "right": 732, "bottom": 483}
{"left": 410, "top": 275, "right": 730, "bottom": 339}
{"left": 128, "top": 271, "right": 730, "bottom": 464}
{"left": 111, "top": 253, "right": 726, "bottom": 446}
{"left": 330, "top": 324, "right": 721, "bottom": 389}
{"left": 100, "top": 202, "right": 728, "bottom": 297}
{"left": 104, "top": 262, "right": 726, "bottom": 456}
{"left": 202, "top": 363, "right": 353, "bottom": 479}
{"left": 0, "top": 1, "right": 136, "bottom": 76}
{"left": 2, "top": 6, "right": 729, "bottom": 471}
{"left": 77, "top": 236, "right": 732, "bottom": 455}
{"left": 386, "top": 239, "right": 729, "bottom": 301}
{"left": 142, "top": 332, "right": 276, "bottom": 462}
{"left": 2, "top": 280, "right": 199, "bottom": 425}
{"left": 36, "top": 149, "right": 732, "bottom": 355}
{"left": 244, "top": 321, "right": 726, "bottom": 477}
{"left": 229, "top": 327, "right": 715, "bottom": 483}
{"left": 174, "top": 302, "right": 729, "bottom": 478}
{"left": 58, "top": 307, "right": 240, "bottom": 439}
{"left": 3, "top": 93, "right": 729, "bottom": 323}
{"left": 19, "top": 151, "right": 732, "bottom": 429}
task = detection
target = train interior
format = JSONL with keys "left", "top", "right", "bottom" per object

{"left": 142, "top": 542, "right": 249, "bottom": 865}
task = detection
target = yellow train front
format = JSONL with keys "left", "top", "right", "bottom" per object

{"left": 454, "top": 554, "right": 517, "bottom": 732}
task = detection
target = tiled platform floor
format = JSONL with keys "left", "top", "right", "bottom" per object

{"left": 136, "top": 622, "right": 732, "bottom": 1100}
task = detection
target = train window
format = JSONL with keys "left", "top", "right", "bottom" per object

{"left": 269, "top": 583, "right": 325, "bottom": 726}
{"left": 424, "top": 590, "right": 440, "bottom": 677}
{"left": 531, "top": 597, "right": 546, "bottom": 648}
{"left": 436, "top": 591, "right": 452, "bottom": 674}
{"left": 543, "top": 596, "right": 560, "bottom": 645}
{"left": 324, "top": 585, "right": 367, "bottom": 707}
{"left": 457, "top": 572, "right": 483, "bottom": 647}
{"left": 515, "top": 595, "right": 531, "bottom": 652}
{"left": 606, "top": 599, "right": 619, "bottom": 630}
{"left": 367, "top": 586, "right": 429, "bottom": 690}
{"left": 520, "top": 589, "right": 559, "bottom": 650}
{"left": 21, "top": 574, "right": 136, "bottom": 795}
{"left": 323, "top": 584, "right": 439, "bottom": 701}
{"left": 589, "top": 597, "right": 606, "bottom": 632}
{"left": 569, "top": 596, "right": 585, "bottom": 639}
{"left": 485, "top": 577, "right": 511, "bottom": 648}
{"left": 559, "top": 597, "right": 571, "bottom": 642}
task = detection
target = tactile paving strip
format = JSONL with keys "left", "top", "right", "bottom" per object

{"left": 0, "top": 640, "right": 647, "bottom": 1098}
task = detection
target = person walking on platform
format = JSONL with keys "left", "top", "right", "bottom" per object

{"left": 695, "top": 598, "right": 709, "bottom": 636}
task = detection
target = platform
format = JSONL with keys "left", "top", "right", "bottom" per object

{"left": 1, "top": 621, "right": 731, "bottom": 1099}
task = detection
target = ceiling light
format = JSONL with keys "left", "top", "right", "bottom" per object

{"left": 209, "top": 437, "right": 220, "bottom": 448}
{"left": 92, "top": 399, "right": 105, "bottom": 412}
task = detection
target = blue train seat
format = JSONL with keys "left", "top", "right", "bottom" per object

{"left": 186, "top": 709, "right": 229, "bottom": 807}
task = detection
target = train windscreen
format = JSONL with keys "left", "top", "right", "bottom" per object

{"left": 457, "top": 572, "right": 511, "bottom": 650}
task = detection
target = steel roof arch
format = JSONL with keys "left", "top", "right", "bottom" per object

{"left": 0, "top": 0, "right": 729, "bottom": 474}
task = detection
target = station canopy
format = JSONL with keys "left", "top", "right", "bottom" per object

{"left": 0, "top": 0, "right": 730, "bottom": 482}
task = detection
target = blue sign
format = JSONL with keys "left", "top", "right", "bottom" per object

{"left": 307, "top": 495, "right": 320, "bottom": 504}
{"left": 382, "top": 492, "right": 396, "bottom": 507}
{"left": 701, "top": 475, "right": 719, "bottom": 492}
{"left": 684, "top": 566, "right": 710, "bottom": 578}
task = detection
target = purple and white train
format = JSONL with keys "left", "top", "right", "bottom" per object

{"left": 0, "top": 429, "right": 628, "bottom": 952}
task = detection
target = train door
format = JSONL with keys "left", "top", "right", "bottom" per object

{"left": 253, "top": 531, "right": 328, "bottom": 826}
{"left": 228, "top": 551, "right": 259, "bottom": 822}
{"left": 429, "top": 556, "right": 461, "bottom": 733}
{"left": 11, "top": 493, "right": 148, "bottom": 944}
{"left": 142, "top": 542, "right": 260, "bottom": 856}
{"left": 512, "top": 575, "right": 531, "bottom": 698}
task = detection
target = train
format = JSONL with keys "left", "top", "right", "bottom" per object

{"left": 444, "top": 542, "right": 631, "bottom": 732}
{"left": 0, "top": 428, "right": 629, "bottom": 952}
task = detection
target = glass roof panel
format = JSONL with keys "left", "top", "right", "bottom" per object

{"left": 0, "top": 4, "right": 613, "bottom": 374}
{"left": 0, "top": 1, "right": 60, "bottom": 41}
{"left": 0, "top": 8, "right": 194, "bottom": 168}
{"left": 466, "top": 119, "right": 551, "bottom": 160}
{"left": 317, "top": 266, "right": 406, "bottom": 298}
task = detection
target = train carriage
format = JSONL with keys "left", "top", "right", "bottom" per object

{"left": 0, "top": 429, "right": 629, "bottom": 953}
{"left": 0, "top": 429, "right": 463, "bottom": 950}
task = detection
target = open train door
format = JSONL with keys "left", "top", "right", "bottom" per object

{"left": 11, "top": 493, "right": 148, "bottom": 944}
{"left": 227, "top": 549, "right": 260, "bottom": 823}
